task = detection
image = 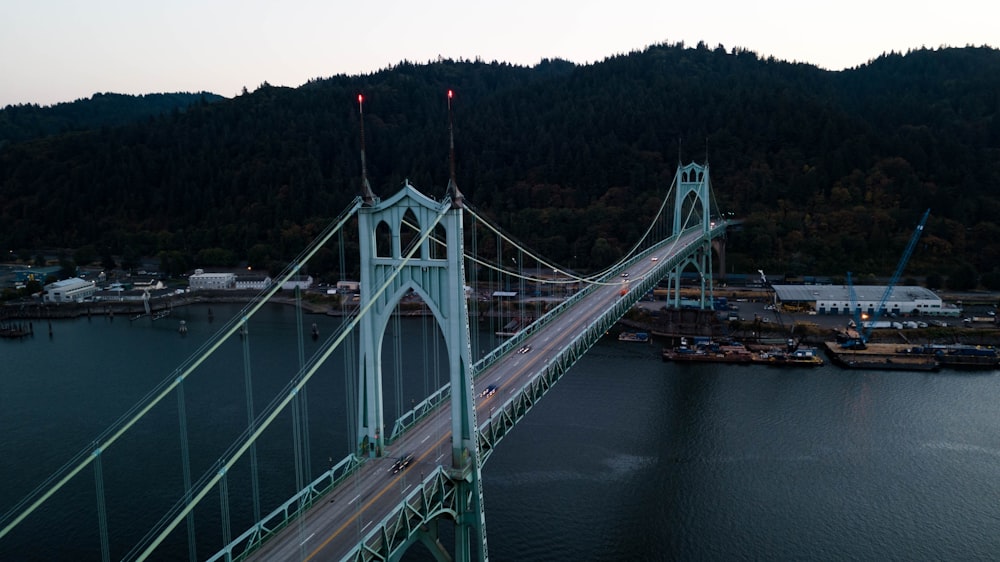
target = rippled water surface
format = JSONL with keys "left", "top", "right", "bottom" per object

{"left": 4, "top": 306, "right": 1000, "bottom": 560}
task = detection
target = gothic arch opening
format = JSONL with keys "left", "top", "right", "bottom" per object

{"left": 429, "top": 223, "right": 448, "bottom": 260}
{"left": 379, "top": 309, "right": 450, "bottom": 423}
{"left": 375, "top": 220, "right": 392, "bottom": 258}
{"left": 677, "top": 191, "right": 707, "bottom": 230}
{"left": 400, "top": 208, "right": 422, "bottom": 259}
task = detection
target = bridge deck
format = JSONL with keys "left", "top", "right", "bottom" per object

{"left": 240, "top": 225, "right": 724, "bottom": 561}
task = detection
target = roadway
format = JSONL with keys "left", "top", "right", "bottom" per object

{"left": 249, "top": 229, "right": 708, "bottom": 561}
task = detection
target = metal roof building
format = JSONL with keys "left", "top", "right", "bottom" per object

{"left": 771, "top": 285, "right": 959, "bottom": 316}
{"left": 43, "top": 277, "right": 97, "bottom": 303}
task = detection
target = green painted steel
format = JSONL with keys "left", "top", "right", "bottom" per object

{"left": 666, "top": 162, "right": 717, "bottom": 309}
{"left": 355, "top": 181, "right": 488, "bottom": 562}
{"left": 206, "top": 455, "right": 364, "bottom": 562}
{"left": 335, "top": 167, "right": 727, "bottom": 562}
{"left": 475, "top": 223, "right": 727, "bottom": 463}
{"left": 216, "top": 164, "right": 727, "bottom": 562}
{"left": 342, "top": 469, "right": 459, "bottom": 561}
{"left": 207, "top": 165, "right": 726, "bottom": 561}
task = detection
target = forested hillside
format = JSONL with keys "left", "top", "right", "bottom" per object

{"left": 1, "top": 43, "right": 998, "bottom": 288}
{"left": 0, "top": 91, "right": 223, "bottom": 146}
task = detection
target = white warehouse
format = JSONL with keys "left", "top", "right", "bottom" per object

{"left": 188, "top": 271, "right": 236, "bottom": 290}
{"left": 44, "top": 278, "right": 97, "bottom": 303}
{"left": 772, "top": 285, "right": 959, "bottom": 317}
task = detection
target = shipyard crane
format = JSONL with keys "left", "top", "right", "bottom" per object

{"left": 841, "top": 209, "right": 931, "bottom": 349}
{"left": 842, "top": 271, "right": 865, "bottom": 349}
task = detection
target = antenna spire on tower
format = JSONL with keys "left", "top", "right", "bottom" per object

{"left": 447, "top": 89, "right": 464, "bottom": 208}
{"left": 358, "top": 93, "right": 378, "bottom": 205}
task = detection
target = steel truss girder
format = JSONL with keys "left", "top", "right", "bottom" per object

{"left": 207, "top": 455, "right": 363, "bottom": 562}
{"left": 474, "top": 225, "right": 724, "bottom": 462}
{"left": 225, "top": 223, "right": 726, "bottom": 562}
{"left": 343, "top": 469, "right": 464, "bottom": 562}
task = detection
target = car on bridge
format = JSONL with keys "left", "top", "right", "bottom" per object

{"left": 481, "top": 384, "right": 498, "bottom": 398}
{"left": 391, "top": 453, "right": 414, "bottom": 474}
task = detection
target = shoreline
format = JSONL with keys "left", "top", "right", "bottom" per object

{"left": 0, "top": 293, "right": 338, "bottom": 321}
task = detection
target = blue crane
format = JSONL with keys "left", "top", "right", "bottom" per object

{"left": 841, "top": 208, "right": 931, "bottom": 349}
{"left": 844, "top": 271, "right": 863, "bottom": 347}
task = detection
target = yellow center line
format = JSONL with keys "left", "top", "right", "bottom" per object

{"left": 308, "top": 299, "right": 596, "bottom": 559}
{"left": 307, "top": 430, "right": 452, "bottom": 560}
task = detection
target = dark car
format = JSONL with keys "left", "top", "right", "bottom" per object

{"left": 480, "top": 384, "right": 498, "bottom": 398}
{"left": 392, "top": 453, "right": 414, "bottom": 474}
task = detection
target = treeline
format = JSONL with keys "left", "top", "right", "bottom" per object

{"left": 0, "top": 43, "right": 999, "bottom": 288}
{"left": 0, "top": 91, "right": 223, "bottom": 147}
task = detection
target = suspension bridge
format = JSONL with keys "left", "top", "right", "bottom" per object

{"left": 0, "top": 99, "right": 732, "bottom": 561}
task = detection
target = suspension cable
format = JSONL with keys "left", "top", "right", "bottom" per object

{"left": 0, "top": 198, "right": 364, "bottom": 542}
{"left": 131, "top": 198, "right": 453, "bottom": 559}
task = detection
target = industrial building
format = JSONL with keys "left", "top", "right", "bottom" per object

{"left": 188, "top": 270, "right": 236, "bottom": 290}
{"left": 771, "top": 285, "right": 960, "bottom": 317}
{"left": 43, "top": 277, "right": 97, "bottom": 303}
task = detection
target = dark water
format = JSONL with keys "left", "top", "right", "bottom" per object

{"left": 3, "top": 304, "right": 1000, "bottom": 560}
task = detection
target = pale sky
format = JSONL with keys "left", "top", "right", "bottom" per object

{"left": 2, "top": 0, "right": 996, "bottom": 107}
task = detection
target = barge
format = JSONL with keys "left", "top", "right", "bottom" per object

{"left": 618, "top": 331, "right": 650, "bottom": 343}
{"left": 662, "top": 337, "right": 823, "bottom": 366}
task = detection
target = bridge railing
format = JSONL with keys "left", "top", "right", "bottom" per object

{"left": 342, "top": 468, "right": 458, "bottom": 562}
{"left": 207, "top": 454, "right": 363, "bottom": 562}
{"left": 389, "top": 224, "right": 725, "bottom": 440}
{"left": 219, "top": 221, "right": 729, "bottom": 561}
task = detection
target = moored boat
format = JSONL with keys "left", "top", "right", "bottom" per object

{"left": 662, "top": 337, "right": 753, "bottom": 364}
{"left": 619, "top": 331, "right": 650, "bottom": 343}
{"left": 754, "top": 346, "right": 825, "bottom": 367}
{"left": 902, "top": 344, "right": 1000, "bottom": 370}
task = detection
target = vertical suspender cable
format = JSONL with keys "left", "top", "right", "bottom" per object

{"left": 518, "top": 248, "right": 524, "bottom": 328}
{"left": 433, "top": 308, "right": 441, "bottom": 390}
{"left": 92, "top": 446, "right": 110, "bottom": 562}
{"left": 534, "top": 254, "right": 541, "bottom": 321}
{"left": 241, "top": 318, "right": 261, "bottom": 523}
{"left": 393, "top": 301, "right": 403, "bottom": 423}
{"left": 293, "top": 287, "right": 310, "bottom": 490}
{"left": 494, "top": 234, "right": 501, "bottom": 340}
{"left": 176, "top": 378, "right": 197, "bottom": 562}
{"left": 292, "top": 288, "right": 306, "bottom": 522}
{"left": 291, "top": 386, "right": 305, "bottom": 562}
{"left": 344, "top": 315, "right": 357, "bottom": 454}
{"left": 338, "top": 229, "right": 358, "bottom": 453}
{"left": 218, "top": 469, "right": 231, "bottom": 549}
{"left": 469, "top": 214, "right": 480, "bottom": 361}
{"left": 421, "top": 302, "right": 430, "bottom": 402}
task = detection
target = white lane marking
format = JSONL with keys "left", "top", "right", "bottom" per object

{"left": 362, "top": 520, "right": 373, "bottom": 531}
{"left": 299, "top": 532, "right": 315, "bottom": 546}
{"left": 436, "top": 453, "right": 445, "bottom": 462}
{"left": 403, "top": 484, "right": 411, "bottom": 493}
{"left": 421, "top": 435, "right": 430, "bottom": 443}
{"left": 349, "top": 494, "right": 361, "bottom": 505}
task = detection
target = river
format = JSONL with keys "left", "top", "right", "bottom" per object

{"left": 3, "top": 303, "right": 1000, "bottom": 560}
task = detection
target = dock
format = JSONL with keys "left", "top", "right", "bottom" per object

{"left": 822, "top": 341, "right": 1000, "bottom": 371}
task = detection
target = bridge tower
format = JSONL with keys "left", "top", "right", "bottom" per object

{"left": 667, "top": 162, "right": 716, "bottom": 308}
{"left": 354, "top": 91, "right": 488, "bottom": 560}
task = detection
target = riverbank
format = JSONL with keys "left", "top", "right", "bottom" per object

{"left": 0, "top": 292, "right": 336, "bottom": 320}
